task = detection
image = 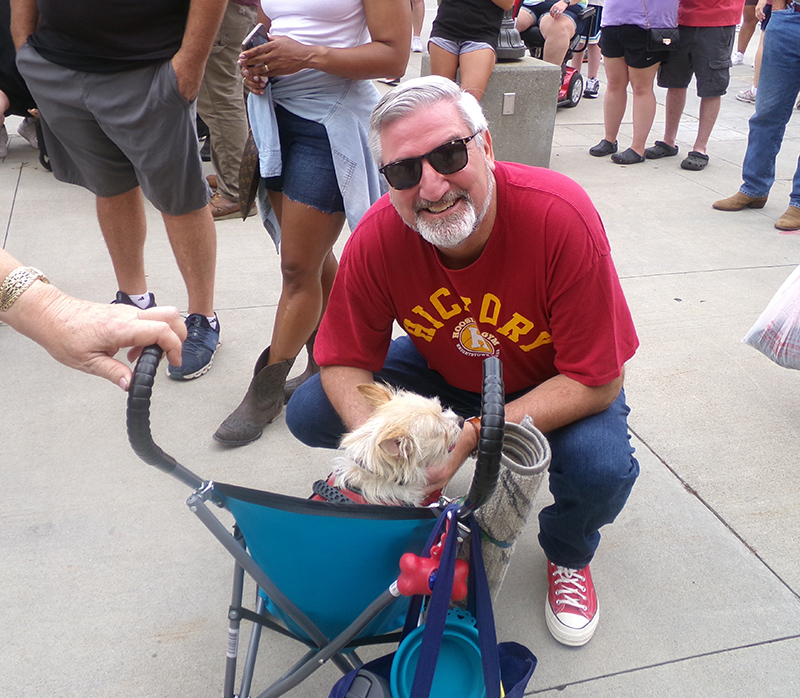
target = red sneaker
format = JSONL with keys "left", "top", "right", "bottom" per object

{"left": 545, "top": 561, "right": 599, "bottom": 646}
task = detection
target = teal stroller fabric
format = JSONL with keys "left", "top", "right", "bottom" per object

{"left": 218, "top": 483, "right": 439, "bottom": 642}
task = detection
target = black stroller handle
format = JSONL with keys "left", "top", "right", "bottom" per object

{"left": 126, "top": 344, "right": 205, "bottom": 489}
{"left": 127, "top": 346, "right": 505, "bottom": 512}
{"left": 458, "top": 356, "right": 505, "bottom": 518}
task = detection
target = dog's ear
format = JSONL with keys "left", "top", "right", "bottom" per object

{"left": 379, "top": 436, "right": 413, "bottom": 460}
{"left": 357, "top": 382, "right": 394, "bottom": 407}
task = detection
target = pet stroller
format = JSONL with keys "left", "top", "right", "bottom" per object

{"left": 127, "top": 347, "right": 536, "bottom": 697}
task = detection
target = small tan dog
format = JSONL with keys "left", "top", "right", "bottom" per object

{"left": 322, "top": 383, "right": 463, "bottom": 506}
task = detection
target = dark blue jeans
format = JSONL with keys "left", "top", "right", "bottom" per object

{"left": 286, "top": 336, "right": 639, "bottom": 569}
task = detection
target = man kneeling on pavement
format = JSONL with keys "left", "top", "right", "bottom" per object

{"left": 286, "top": 75, "right": 640, "bottom": 647}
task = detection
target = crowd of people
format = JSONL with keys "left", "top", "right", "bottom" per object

{"left": 2, "top": 0, "right": 797, "bottom": 655}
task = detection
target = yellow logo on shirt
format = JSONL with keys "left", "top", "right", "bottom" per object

{"left": 402, "top": 286, "right": 553, "bottom": 353}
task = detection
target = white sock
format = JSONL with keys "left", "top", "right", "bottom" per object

{"left": 207, "top": 315, "right": 218, "bottom": 330}
{"left": 130, "top": 293, "right": 153, "bottom": 309}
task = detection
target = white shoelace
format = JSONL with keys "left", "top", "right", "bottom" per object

{"left": 552, "top": 566, "right": 588, "bottom": 611}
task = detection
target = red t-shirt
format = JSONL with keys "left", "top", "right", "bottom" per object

{"left": 677, "top": 0, "right": 744, "bottom": 28}
{"left": 316, "top": 162, "right": 638, "bottom": 394}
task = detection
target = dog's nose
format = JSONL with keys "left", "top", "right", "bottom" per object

{"left": 457, "top": 416, "right": 465, "bottom": 428}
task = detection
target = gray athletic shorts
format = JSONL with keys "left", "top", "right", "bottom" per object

{"left": 16, "top": 43, "right": 210, "bottom": 215}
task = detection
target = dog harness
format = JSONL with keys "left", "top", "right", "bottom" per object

{"left": 311, "top": 476, "right": 442, "bottom": 506}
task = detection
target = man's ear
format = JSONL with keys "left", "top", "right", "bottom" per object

{"left": 482, "top": 129, "right": 496, "bottom": 169}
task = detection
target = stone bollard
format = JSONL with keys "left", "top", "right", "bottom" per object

{"left": 421, "top": 53, "right": 560, "bottom": 168}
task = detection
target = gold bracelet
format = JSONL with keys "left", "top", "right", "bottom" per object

{"left": 0, "top": 266, "right": 50, "bottom": 312}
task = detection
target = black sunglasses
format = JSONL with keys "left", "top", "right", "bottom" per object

{"left": 379, "top": 134, "right": 478, "bottom": 190}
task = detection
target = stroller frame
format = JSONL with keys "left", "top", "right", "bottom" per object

{"left": 127, "top": 346, "right": 506, "bottom": 698}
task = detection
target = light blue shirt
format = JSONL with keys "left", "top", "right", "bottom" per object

{"left": 247, "top": 70, "right": 386, "bottom": 248}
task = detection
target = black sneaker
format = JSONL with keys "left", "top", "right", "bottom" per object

{"left": 111, "top": 291, "right": 157, "bottom": 309}
{"left": 167, "top": 313, "right": 221, "bottom": 380}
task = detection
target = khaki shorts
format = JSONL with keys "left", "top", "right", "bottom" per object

{"left": 16, "top": 43, "right": 210, "bottom": 215}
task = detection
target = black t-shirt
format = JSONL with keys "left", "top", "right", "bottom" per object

{"left": 28, "top": 0, "right": 191, "bottom": 72}
{"left": 431, "top": 0, "right": 505, "bottom": 49}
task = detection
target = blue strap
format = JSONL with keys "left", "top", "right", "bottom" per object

{"left": 401, "top": 503, "right": 458, "bottom": 642}
{"left": 408, "top": 504, "right": 460, "bottom": 697}
{"left": 404, "top": 504, "right": 502, "bottom": 698}
{"left": 469, "top": 515, "right": 501, "bottom": 698}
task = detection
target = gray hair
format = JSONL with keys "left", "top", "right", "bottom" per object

{"left": 368, "top": 75, "right": 489, "bottom": 165}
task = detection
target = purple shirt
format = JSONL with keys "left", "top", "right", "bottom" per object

{"left": 601, "top": 0, "right": 679, "bottom": 29}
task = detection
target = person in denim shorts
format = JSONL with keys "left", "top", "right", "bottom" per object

{"left": 213, "top": 0, "right": 411, "bottom": 447}
{"left": 643, "top": 0, "right": 743, "bottom": 171}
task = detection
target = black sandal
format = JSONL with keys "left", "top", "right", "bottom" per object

{"left": 644, "top": 140, "right": 679, "bottom": 159}
{"left": 680, "top": 151, "right": 709, "bottom": 171}
{"left": 589, "top": 139, "right": 618, "bottom": 157}
{"left": 611, "top": 147, "right": 645, "bottom": 165}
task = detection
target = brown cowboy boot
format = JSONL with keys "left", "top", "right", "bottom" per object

{"left": 213, "top": 347, "right": 294, "bottom": 446}
{"left": 283, "top": 331, "right": 319, "bottom": 403}
{"left": 712, "top": 191, "right": 768, "bottom": 211}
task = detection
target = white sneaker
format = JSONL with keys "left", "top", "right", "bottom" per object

{"left": 17, "top": 116, "right": 38, "bottom": 149}
{"left": 731, "top": 51, "right": 745, "bottom": 66}
{"left": 411, "top": 36, "right": 423, "bottom": 53}
{"left": 0, "top": 125, "right": 8, "bottom": 158}
{"left": 736, "top": 86, "right": 757, "bottom": 104}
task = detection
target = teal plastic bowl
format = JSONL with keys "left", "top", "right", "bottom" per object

{"left": 390, "top": 610, "right": 485, "bottom": 698}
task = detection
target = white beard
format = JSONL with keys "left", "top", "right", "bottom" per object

{"left": 412, "top": 165, "right": 494, "bottom": 249}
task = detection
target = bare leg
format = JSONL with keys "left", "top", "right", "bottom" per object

{"left": 268, "top": 198, "right": 345, "bottom": 365}
{"left": 602, "top": 56, "right": 629, "bottom": 143}
{"left": 457, "top": 48, "right": 497, "bottom": 100}
{"left": 661, "top": 86, "right": 686, "bottom": 148}
{"left": 570, "top": 48, "right": 585, "bottom": 72}
{"left": 692, "top": 96, "right": 721, "bottom": 154}
{"left": 539, "top": 14, "right": 575, "bottom": 66}
{"left": 628, "top": 63, "right": 661, "bottom": 156}
{"left": 754, "top": 29, "right": 764, "bottom": 88}
{"left": 571, "top": 43, "right": 601, "bottom": 76}
{"left": 161, "top": 205, "right": 217, "bottom": 317}
{"left": 411, "top": 0, "right": 424, "bottom": 38}
{"left": 586, "top": 43, "right": 601, "bottom": 79}
{"left": 428, "top": 42, "right": 460, "bottom": 82}
{"left": 515, "top": 9, "right": 536, "bottom": 33}
{"left": 96, "top": 188, "right": 148, "bottom": 296}
{"left": 737, "top": 5, "right": 758, "bottom": 55}
{"left": 0, "top": 92, "right": 8, "bottom": 129}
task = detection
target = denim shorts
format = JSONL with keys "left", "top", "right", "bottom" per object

{"left": 261, "top": 105, "right": 344, "bottom": 214}
{"left": 656, "top": 25, "right": 736, "bottom": 98}
{"left": 521, "top": 0, "right": 586, "bottom": 33}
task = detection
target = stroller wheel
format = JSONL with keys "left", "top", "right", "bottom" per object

{"left": 564, "top": 71, "right": 583, "bottom": 109}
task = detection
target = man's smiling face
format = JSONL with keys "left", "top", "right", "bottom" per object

{"left": 381, "top": 100, "right": 496, "bottom": 254}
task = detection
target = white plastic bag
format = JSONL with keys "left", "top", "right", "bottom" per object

{"left": 743, "top": 264, "right": 800, "bottom": 369}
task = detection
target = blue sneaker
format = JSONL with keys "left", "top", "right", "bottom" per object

{"left": 112, "top": 291, "right": 157, "bottom": 309}
{"left": 167, "top": 313, "right": 220, "bottom": 380}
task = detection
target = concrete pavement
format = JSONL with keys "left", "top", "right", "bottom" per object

{"left": 2, "top": 13, "right": 800, "bottom": 698}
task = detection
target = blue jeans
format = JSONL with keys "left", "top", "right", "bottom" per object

{"left": 740, "top": 10, "right": 800, "bottom": 208}
{"left": 286, "top": 336, "right": 639, "bottom": 569}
